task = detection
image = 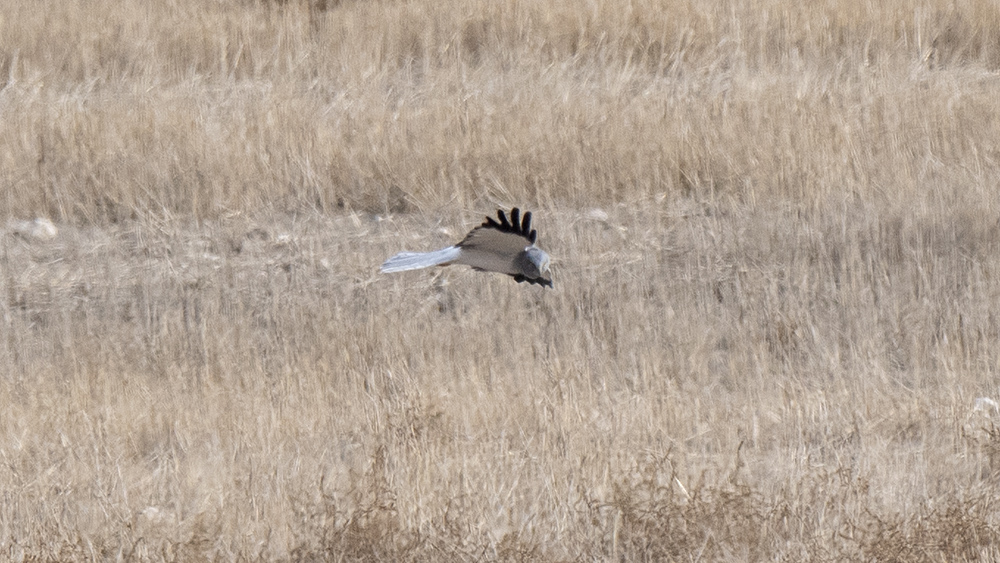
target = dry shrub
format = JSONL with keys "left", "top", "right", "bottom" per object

{"left": 601, "top": 453, "right": 776, "bottom": 561}
{"left": 848, "top": 495, "right": 1000, "bottom": 562}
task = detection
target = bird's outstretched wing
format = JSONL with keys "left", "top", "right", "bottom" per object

{"left": 454, "top": 208, "right": 536, "bottom": 273}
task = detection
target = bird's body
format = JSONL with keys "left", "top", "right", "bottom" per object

{"left": 381, "top": 208, "right": 552, "bottom": 287}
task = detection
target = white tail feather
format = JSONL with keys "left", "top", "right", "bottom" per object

{"left": 380, "top": 246, "right": 462, "bottom": 273}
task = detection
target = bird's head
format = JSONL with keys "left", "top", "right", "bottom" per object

{"left": 523, "top": 246, "right": 551, "bottom": 277}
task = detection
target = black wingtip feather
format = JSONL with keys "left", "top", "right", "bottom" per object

{"left": 471, "top": 207, "right": 539, "bottom": 244}
{"left": 512, "top": 274, "right": 553, "bottom": 288}
{"left": 497, "top": 209, "right": 512, "bottom": 229}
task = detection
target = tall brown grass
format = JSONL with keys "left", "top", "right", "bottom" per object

{"left": 3, "top": 0, "right": 1000, "bottom": 560}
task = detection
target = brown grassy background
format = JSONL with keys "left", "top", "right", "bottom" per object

{"left": 3, "top": 0, "right": 1000, "bottom": 560}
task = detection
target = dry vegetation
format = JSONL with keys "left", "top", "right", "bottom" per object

{"left": 3, "top": 0, "right": 1000, "bottom": 560}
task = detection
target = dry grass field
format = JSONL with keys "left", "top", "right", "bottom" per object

{"left": 4, "top": 0, "right": 1000, "bottom": 560}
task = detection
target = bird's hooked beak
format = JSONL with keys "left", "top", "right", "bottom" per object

{"left": 526, "top": 246, "right": 551, "bottom": 275}
{"left": 537, "top": 252, "right": 551, "bottom": 274}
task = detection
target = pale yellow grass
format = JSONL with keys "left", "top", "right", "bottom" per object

{"left": 3, "top": 0, "right": 1000, "bottom": 560}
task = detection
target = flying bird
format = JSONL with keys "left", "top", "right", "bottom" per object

{"left": 381, "top": 208, "right": 552, "bottom": 287}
